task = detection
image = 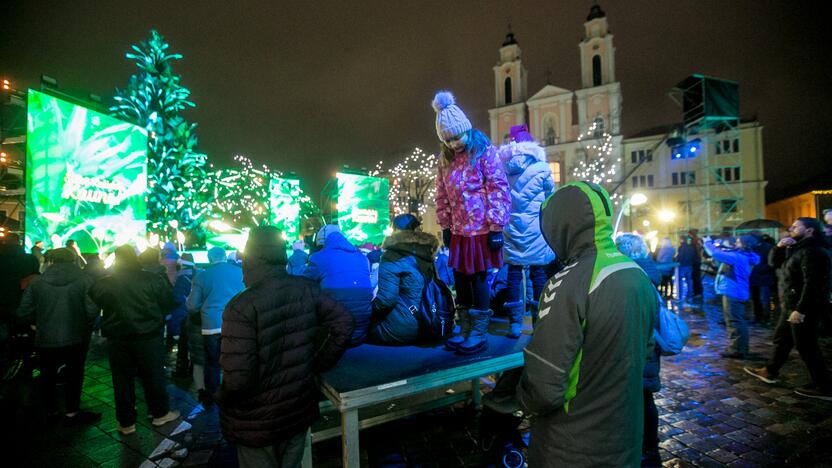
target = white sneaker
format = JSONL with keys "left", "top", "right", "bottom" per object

{"left": 152, "top": 410, "right": 180, "bottom": 427}
{"left": 118, "top": 424, "right": 136, "bottom": 435}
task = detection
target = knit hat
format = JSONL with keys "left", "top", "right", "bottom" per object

{"left": 432, "top": 91, "right": 472, "bottom": 141}
{"left": 316, "top": 224, "right": 341, "bottom": 246}
{"left": 160, "top": 242, "right": 179, "bottom": 260}
{"left": 292, "top": 239, "right": 305, "bottom": 250}
{"left": 392, "top": 213, "right": 421, "bottom": 231}
{"left": 244, "top": 226, "right": 288, "bottom": 266}
{"left": 509, "top": 124, "right": 534, "bottom": 143}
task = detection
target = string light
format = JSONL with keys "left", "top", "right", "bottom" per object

{"left": 571, "top": 121, "right": 622, "bottom": 205}
{"left": 370, "top": 147, "right": 437, "bottom": 217}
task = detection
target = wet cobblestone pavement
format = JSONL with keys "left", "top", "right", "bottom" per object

{"left": 2, "top": 279, "right": 831, "bottom": 467}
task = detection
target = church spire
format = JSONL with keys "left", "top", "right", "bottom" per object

{"left": 587, "top": 1, "right": 606, "bottom": 21}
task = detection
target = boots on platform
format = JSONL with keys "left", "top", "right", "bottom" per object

{"left": 504, "top": 301, "right": 525, "bottom": 339}
{"left": 457, "top": 309, "right": 493, "bottom": 355}
{"left": 445, "top": 307, "right": 471, "bottom": 351}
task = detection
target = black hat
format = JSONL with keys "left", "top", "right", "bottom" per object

{"left": 392, "top": 213, "right": 420, "bottom": 231}
{"left": 245, "top": 226, "right": 288, "bottom": 265}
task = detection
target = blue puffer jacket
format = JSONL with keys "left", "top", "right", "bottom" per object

{"left": 368, "top": 230, "right": 438, "bottom": 345}
{"left": 187, "top": 261, "right": 244, "bottom": 333}
{"left": 286, "top": 249, "right": 308, "bottom": 276}
{"left": 305, "top": 231, "right": 373, "bottom": 345}
{"left": 499, "top": 141, "right": 556, "bottom": 266}
{"left": 704, "top": 240, "right": 760, "bottom": 301}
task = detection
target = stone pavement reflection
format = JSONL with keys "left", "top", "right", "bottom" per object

{"left": 2, "top": 280, "right": 831, "bottom": 467}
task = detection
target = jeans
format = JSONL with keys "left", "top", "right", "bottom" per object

{"left": 107, "top": 336, "right": 170, "bottom": 426}
{"left": 236, "top": 429, "right": 308, "bottom": 468}
{"left": 677, "top": 266, "right": 693, "bottom": 300}
{"left": 750, "top": 285, "right": 772, "bottom": 323}
{"left": 453, "top": 271, "right": 489, "bottom": 310}
{"left": 38, "top": 341, "right": 89, "bottom": 414}
{"left": 505, "top": 264, "right": 549, "bottom": 305}
{"left": 767, "top": 307, "right": 832, "bottom": 390}
{"left": 722, "top": 296, "right": 749, "bottom": 355}
{"left": 203, "top": 333, "right": 222, "bottom": 397}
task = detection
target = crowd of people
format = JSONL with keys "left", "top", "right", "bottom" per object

{"left": 0, "top": 91, "right": 830, "bottom": 467}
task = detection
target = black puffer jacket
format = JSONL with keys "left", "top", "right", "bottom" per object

{"left": 769, "top": 236, "right": 831, "bottom": 317}
{"left": 16, "top": 262, "right": 98, "bottom": 348}
{"left": 89, "top": 265, "right": 177, "bottom": 339}
{"left": 220, "top": 264, "right": 353, "bottom": 448}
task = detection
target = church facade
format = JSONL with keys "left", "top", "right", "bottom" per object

{"left": 487, "top": 3, "right": 767, "bottom": 236}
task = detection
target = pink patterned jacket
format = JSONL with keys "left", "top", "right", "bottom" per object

{"left": 435, "top": 146, "right": 511, "bottom": 236}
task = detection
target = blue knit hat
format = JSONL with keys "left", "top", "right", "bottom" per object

{"left": 432, "top": 91, "right": 472, "bottom": 141}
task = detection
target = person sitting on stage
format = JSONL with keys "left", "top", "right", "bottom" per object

{"left": 517, "top": 182, "right": 656, "bottom": 467}
{"left": 367, "top": 214, "right": 439, "bottom": 345}
{"left": 219, "top": 226, "right": 353, "bottom": 468}
{"left": 304, "top": 224, "right": 373, "bottom": 346}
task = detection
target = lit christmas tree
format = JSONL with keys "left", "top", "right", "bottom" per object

{"left": 210, "top": 155, "right": 273, "bottom": 228}
{"left": 111, "top": 30, "right": 212, "bottom": 238}
{"left": 571, "top": 121, "right": 622, "bottom": 203}
{"left": 370, "top": 147, "right": 437, "bottom": 218}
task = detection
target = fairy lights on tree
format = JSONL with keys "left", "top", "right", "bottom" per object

{"left": 210, "top": 155, "right": 275, "bottom": 228}
{"left": 571, "top": 120, "right": 622, "bottom": 204}
{"left": 370, "top": 147, "right": 437, "bottom": 217}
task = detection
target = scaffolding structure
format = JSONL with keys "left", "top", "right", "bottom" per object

{"left": 0, "top": 84, "right": 27, "bottom": 234}
{"left": 673, "top": 75, "right": 742, "bottom": 234}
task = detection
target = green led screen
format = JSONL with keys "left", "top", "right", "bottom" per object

{"left": 25, "top": 89, "right": 148, "bottom": 254}
{"left": 269, "top": 177, "right": 302, "bottom": 241}
{"left": 335, "top": 172, "right": 389, "bottom": 246}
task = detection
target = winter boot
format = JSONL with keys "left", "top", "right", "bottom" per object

{"left": 456, "top": 309, "right": 493, "bottom": 355}
{"left": 445, "top": 307, "right": 471, "bottom": 351}
{"left": 504, "top": 301, "right": 525, "bottom": 339}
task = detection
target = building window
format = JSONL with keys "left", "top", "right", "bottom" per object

{"left": 672, "top": 173, "right": 679, "bottom": 185}
{"left": 716, "top": 138, "right": 740, "bottom": 155}
{"left": 632, "top": 174, "right": 653, "bottom": 188}
{"left": 733, "top": 138, "right": 740, "bottom": 153}
{"left": 716, "top": 166, "right": 741, "bottom": 182}
{"left": 632, "top": 176, "right": 638, "bottom": 188}
{"left": 720, "top": 199, "right": 738, "bottom": 213}
{"left": 504, "top": 77, "right": 512, "bottom": 104}
{"left": 671, "top": 171, "right": 695, "bottom": 186}
{"left": 592, "top": 55, "right": 602, "bottom": 86}
{"left": 631, "top": 151, "right": 637, "bottom": 164}
{"left": 593, "top": 117, "right": 604, "bottom": 137}
{"left": 630, "top": 150, "right": 653, "bottom": 164}
{"left": 647, "top": 175, "right": 654, "bottom": 187}
{"left": 549, "top": 162, "right": 561, "bottom": 184}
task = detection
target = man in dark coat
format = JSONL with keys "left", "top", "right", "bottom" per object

{"left": 745, "top": 217, "right": 832, "bottom": 401}
{"left": 368, "top": 214, "right": 438, "bottom": 345}
{"left": 89, "top": 245, "right": 180, "bottom": 434}
{"left": 220, "top": 226, "right": 353, "bottom": 468}
{"left": 16, "top": 248, "right": 101, "bottom": 423}
{"left": 517, "top": 182, "right": 656, "bottom": 467}
{"left": 0, "top": 233, "right": 40, "bottom": 341}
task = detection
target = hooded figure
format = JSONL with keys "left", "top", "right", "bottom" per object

{"left": 304, "top": 230, "right": 373, "bottom": 345}
{"left": 368, "top": 226, "right": 439, "bottom": 345}
{"left": 498, "top": 127, "right": 557, "bottom": 337}
{"left": 517, "top": 182, "right": 657, "bottom": 467}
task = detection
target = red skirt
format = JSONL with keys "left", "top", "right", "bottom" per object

{"left": 448, "top": 234, "right": 503, "bottom": 275}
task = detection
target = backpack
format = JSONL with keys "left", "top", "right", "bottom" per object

{"left": 412, "top": 267, "right": 456, "bottom": 338}
{"left": 653, "top": 291, "right": 689, "bottom": 356}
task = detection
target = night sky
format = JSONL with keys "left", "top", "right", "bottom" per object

{"left": 3, "top": 0, "right": 830, "bottom": 199}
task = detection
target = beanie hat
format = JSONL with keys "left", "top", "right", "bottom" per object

{"left": 160, "top": 242, "right": 179, "bottom": 260}
{"left": 292, "top": 240, "right": 305, "bottom": 250}
{"left": 392, "top": 213, "right": 420, "bottom": 231}
{"left": 432, "top": 91, "right": 472, "bottom": 141}
{"left": 509, "top": 124, "right": 534, "bottom": 143}
{"left": 244, "top": 226, "right": 288, "bottom": 265}
{"left": 316, "top": 224, "right": 341, "bottom": 246}
{"left": 207, "top": 247, "right": 227, "bottom": 263}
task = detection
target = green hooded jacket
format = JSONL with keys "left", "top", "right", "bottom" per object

{"left": 517, "top": 182, "right": 656, "bottom": 467}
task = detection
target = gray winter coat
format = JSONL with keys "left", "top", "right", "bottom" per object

{"left": 517, "top": 182, "right": 656, "bottom": 468}
{"left": 368, "top": 230, "right": 438, "bottom": 345}
{"left": 16, "top": 262, "right": 98, "bottom": 348}
{"left": 499, "top": 141, "right": 556, "bottom": 266}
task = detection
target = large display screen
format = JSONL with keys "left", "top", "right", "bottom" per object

{"left": 269, "top": 177, "right": 301, "bottom": 242}
{"left": 25, "top": 89, "right": 148, "bottom": 254}
{"left": 335, "top": 172, "right": 389, "bottom": 246}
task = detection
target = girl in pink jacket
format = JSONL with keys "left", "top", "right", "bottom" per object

{"left": 432, "top": 91, "right": 510, "bottom": 354}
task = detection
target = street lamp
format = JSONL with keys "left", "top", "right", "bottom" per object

{"left": 614, "top": 192, "right": 647, "bottom": 235}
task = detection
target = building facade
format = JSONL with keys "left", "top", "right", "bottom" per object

{"left": 486, "top": 3, "right": 767, "bottom": 236}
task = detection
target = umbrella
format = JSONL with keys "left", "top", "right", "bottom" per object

{"left": 735, "top": 219, "right": 785, "bottom": 230}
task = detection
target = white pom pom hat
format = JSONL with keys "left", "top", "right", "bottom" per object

{"left": 432, "top": 91, "right": 472, "bottom": 141}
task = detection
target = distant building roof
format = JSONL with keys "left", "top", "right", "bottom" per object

{"left": 502, "top": 30, "right": 518, "bottom": 47}
{"left": 767, "top": 169, "right": 832, "bottom": 203}
{"left": 587, "top": 2, "right": 606, "bottom": 21}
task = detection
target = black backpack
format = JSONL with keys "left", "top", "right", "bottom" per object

{"left": 411, "top": 267, "right": 455, "bottom": 338}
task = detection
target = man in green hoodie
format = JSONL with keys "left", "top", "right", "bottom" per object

{"left": 517, "top": 182, "right": 657, "bottom": 467}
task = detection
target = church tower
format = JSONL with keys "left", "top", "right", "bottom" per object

{"left": 489, "top": 28, "right": 528, "bottom": 144}
{"left": 575, "top": 2, "right": 622, "bottom": 135}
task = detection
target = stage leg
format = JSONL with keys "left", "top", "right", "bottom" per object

{"left": 302, "top": 427, "right": 312, "bottom": 468}
{"left": 471, "top": 378, "right": 482, "bottom": 410}
{"left": 341, "top": 409, "right": 360, "bottom": 467}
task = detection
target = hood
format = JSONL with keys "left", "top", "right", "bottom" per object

{"left": 381, "top": 230, "right": 439, "bottom": 262}
{"left": 323, "top": 231, "right": 358, "bottom": 253}
{"left": 41, "top": 262, "right": 84, "bottom": 286}
{"left": 500, "top": 140, "right": 547, "bottom": 175}
{"left": 540, "top": 181, "right": 616, "bottom": 263}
